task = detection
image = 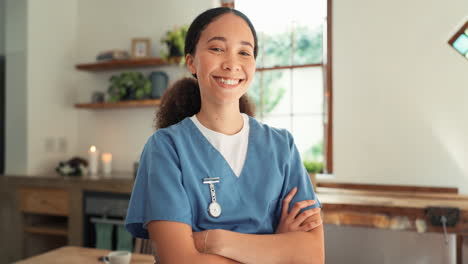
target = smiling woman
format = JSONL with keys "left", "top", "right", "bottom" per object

{"left": 125, "top": 7, "right": 324, "bottom": 264}
{"left": 185, "top": 13, "right": 256, "bottom": 112}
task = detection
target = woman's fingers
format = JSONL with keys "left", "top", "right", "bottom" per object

{"left": 292, "top": 207, "right": 321, "bottom": 226}
{"left": 287, "top": 199, "right": 317, "bottom": 221}
{"left": 276, "top": 188, "right": 322, "bottom": 234}
{"left": 280, "top": 187, "right": 298, "bottom": 219}
{"left": 299, "top": 218, "right": 323, "bottom": 232}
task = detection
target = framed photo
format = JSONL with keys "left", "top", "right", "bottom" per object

{"left": 131, "top": 38, "right": 151, "bottom": 58}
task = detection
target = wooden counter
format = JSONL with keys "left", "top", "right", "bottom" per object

{"left": 316, "top": 183, "right": 468, "bottom": 264}
{"left": 0, "top": 173, "right": 135, "bottom": 264}
{"left": 15, "top": 246, "right": 153, "bottom": 264}
{"left": 2, "top": 175, "right": 467, "bottom": 264}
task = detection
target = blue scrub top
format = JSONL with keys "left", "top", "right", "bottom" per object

{"left": 125, "top": 116, "right": 321, "bottom": 239}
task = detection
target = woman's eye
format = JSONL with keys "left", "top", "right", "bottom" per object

{"left": 210, "top": 48, "right": 223, "bottom": 52}
{"left": 240, "top": 51, "right": 251, "bottom": 56}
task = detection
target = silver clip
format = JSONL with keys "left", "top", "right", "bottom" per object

{"left": 203, "top": 177, "right": 220, "bottom": 184}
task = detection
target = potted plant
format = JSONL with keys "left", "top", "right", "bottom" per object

{"left": 303, "top": 160, "right": 324, "bottom": 191}
{"left": 107, "top": 72, "right": 152, "bottom": 102}
{"left": 160, "top": 25, "right": 188, "bottom": 64}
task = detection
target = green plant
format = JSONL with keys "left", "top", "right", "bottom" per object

{"left": 303, "top": 160, "right": 324, "bottom": 174}
{"left": 161, "top": 25, "right": 188, "bottom": 63}
{"left": 107, "top": 72, "right": 151, "bottom": 102}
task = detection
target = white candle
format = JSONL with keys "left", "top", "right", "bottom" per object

{"left": 101, "top": 152, "right": 112, "bottom": 176}
{"left": 88, "top": 145, "right": 99, "bottom": 175}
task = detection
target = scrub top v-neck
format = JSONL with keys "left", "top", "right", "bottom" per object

{"left": 190, "top": 113, "right": 250, "bottom": 178}
{"left": 126, "top": 116, "right": 321, "bottom": 239}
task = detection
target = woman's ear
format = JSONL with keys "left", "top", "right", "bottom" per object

{"left": 185, "top": 54, "right": 196, "bottom": 75}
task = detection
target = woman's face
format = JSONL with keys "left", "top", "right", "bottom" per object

{"left": 186, "top": 13, "right": 256, "bottom": 107}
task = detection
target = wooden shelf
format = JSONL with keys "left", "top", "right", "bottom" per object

{"left": 75, "top": 99, "right": 161, "bottom": 109}
{"left": 24, "top": 224, "right": 68, "bottom": 237}
{"left": 75, "top": 57, "right": 180, "bottom": 71}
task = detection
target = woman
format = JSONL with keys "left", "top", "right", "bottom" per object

{"left": 126, "top": 7, "right": 324, "bottom": 264}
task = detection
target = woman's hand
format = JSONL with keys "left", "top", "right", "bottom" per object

{"left": 192, "top": 230, "right": 209, "bottom": 253}
{"left": 275, "top": 187, "right": 322, "bottom": 234}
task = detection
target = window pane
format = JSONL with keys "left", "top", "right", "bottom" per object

{"left": 452, "top": 33, "right": 468, "bottom": 55}
{"left": 248, "top": 72, "right": 262, "bottom": 115}
{"left": 293, "top": 24, "right": 323, "bottom": 64}
{"left": 248, "top": 70, "right": 291, "bottom": 117}
{"left": 262, "top": 30, "right": 293, "bottom": 68}
{"left": 263, "top": 70, "right": 290, "bottom": 116}
{"left": 292, "top": 67, "right": 323, "bottom": 114}
{"left": 292, "top": 115, "right": 324, "bottom": 162}
{"left": 237, "top": 0, "right": 326, "bottom": 67}
{"left": 263, "top": 114, "right": 292, "bottom": 132}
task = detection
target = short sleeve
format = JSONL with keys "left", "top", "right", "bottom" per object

{"left": 125, "top": 133, "right": 193, "bottom": 239}
{"left": 277, "top": 131, "right": 322, "bottom": 217}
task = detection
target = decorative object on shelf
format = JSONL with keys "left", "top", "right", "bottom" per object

{"left": 149, "top": 71, "right": 169, "bottom": 98}
{"left": 107, "top": 72, "right": 152, "bottom": 102}
{"left": 76, "top": 57, "right": 172, "bottom": 71}
{"left": 131, "top": 38, "right": 151, "bottom": 58}
{"left": 75, "top": 99, "right": 160, "bottom": 109}
{"left": 88, "top": 145, "right": 99, "bottom": 176}
{"left": 303, "top": 160, "right": 324, "bottom": 174}
{"left": 55, "top": 157, "right": 88, "bottom": 176}
{"left": 101, "top": 152, "right": 113, "bottom": 177}
{"left": 448, "top": 20, "right": 468, "bottom": 60}
{"left": 161, "top": 25, "right": 188, "bottom": 63}
{"left": 220, "top": 0, "right": 234, "bottom": 8}
{"left": 91, "top": 91, "right": 105, "bottom": 103}
{"left": 96, "top": 50, "right": 130, "bottom": 61}
{"left": 303, "top": 160, "right": 324, "bottom": 191}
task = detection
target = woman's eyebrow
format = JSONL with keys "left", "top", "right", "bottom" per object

{"left": 207, "top": 36, "right": 253, "bottom": 49}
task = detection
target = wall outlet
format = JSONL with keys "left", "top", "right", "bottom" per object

{"left": 44, "top": 137, "right": 55, "bottom": 152}
{"left": 425, "top": 207, "right": 460, "bottom": 227}
{"left": 57, "top": 137, "right": 67, "bottom": 153}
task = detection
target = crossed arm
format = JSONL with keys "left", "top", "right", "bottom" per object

{"left": 148, "top": 188, "right": 324, "bottom": 264}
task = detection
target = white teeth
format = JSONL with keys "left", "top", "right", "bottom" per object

{"left": 215, "top": 77, "right": 240, "bottom": 85}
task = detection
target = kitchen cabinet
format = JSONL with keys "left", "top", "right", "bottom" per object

{"left": 0, "top": 174, "right": 135, "bottom": 263}
{"left": 19, "top": 187, "right": 69, "bottom": 258}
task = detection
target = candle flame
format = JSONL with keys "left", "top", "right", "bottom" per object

{"left": 101, "top": 152, "right": 112, "bottom": 162}
{"left": 90, "top": 145, "right": 96, "bottom": 152}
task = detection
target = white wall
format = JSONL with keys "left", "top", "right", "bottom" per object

{"left": 326, "top": 0, "right": 468, "bottom": 263}
{"left": 74, "top": 0, "right": 214, "bottom": 173}
{"left": 26, "top": 0, "right": 79, "bottom": 175}
{"left": 5, "top": 0, "right": 28, "bottom": 174}
{"left": 333, "top": 0, "right": 468, "bottom": 193}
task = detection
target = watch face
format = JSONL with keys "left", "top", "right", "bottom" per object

{"left": 208, "top": 202, "right": 222, "bottom": 218}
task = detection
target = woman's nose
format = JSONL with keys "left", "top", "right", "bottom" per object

{"left": 221, "top": 54, "right": 240, "bottom": 71}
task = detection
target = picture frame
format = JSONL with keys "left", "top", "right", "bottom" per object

{"left": 131, "top": 38, "right": 151, "bottom": 58}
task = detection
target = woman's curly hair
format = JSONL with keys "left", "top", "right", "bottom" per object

{"left": 155, "top": 78, "right": 255, "bottom": 129}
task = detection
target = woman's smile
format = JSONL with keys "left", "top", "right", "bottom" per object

{"left": 212, "top": 76, "right": 245, "bottom": 89}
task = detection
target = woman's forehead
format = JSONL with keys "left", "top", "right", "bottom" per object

{"left": 199, "top": 13, "right": 254, "bottom": 45}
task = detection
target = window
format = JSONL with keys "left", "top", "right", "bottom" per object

{"left": 235, "top": 0, "right": 333, "bottom": 172}
{"left": 448, "top": 21, "right": 468, "bottom": 59}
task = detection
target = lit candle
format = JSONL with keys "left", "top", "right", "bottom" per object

{"left": 88, "top": 145, "right": 99, "bottom": 176}
{"left": 101, "top": 152, "right": 112, "bottom": 176}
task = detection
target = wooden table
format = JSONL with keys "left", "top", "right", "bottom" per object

{"left": 317, "top": 183, "right": 468, "bottom": 264}
{"left": 14, "top": 246, "right": 154, "bottom": 264}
